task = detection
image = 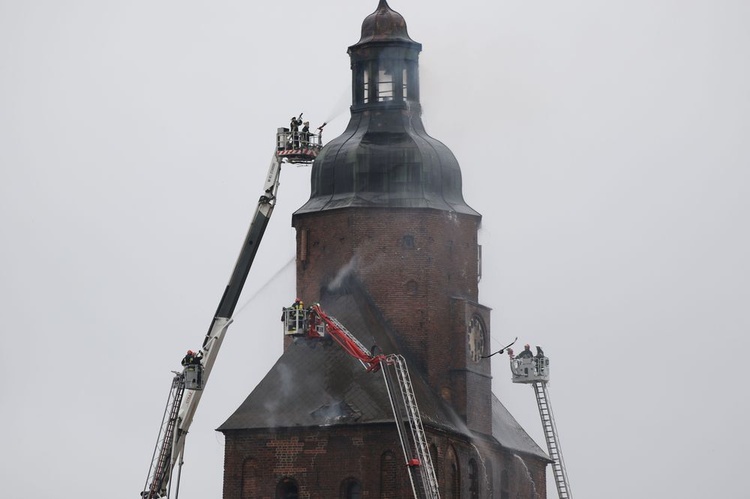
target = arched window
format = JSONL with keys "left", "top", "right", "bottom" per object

{"left": 500, "top": 469, "right": 510, "bottom": 499}
{"left": 353, "top": 62, "right": 375, "bottom": 105}
{"left": 377, "top": 65, "right": 394, "bottom": 102}
{"left": 361, "top": 65, "right": 370, "bottom": 104}
{"left": 276, "top": 477, "right": 298, "bottom": 499}
{"left": 468, "top": 459, "right": 478, "bottom": 499}
{"left": 402, "top": 68, "right": 408, "bottom": 100}
{"left": 380, "top": 450, "right": 397, "bottom": 498}
{"left": 341, "top": 477, "right": 362, "bottom": 499}
{"left": 450, "top": 462, "right": 460, "bottom": 498}
{"left": 430, "top": 444, "right": 439, "bottom": 482}
{"left": 241, "top": 458, "right": 257, "bottom": 499}
{"left": 446, "top": 446, "right": 460, "bottom": 499}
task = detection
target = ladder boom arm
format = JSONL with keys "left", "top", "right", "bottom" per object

{"left": 212, "top": 154, "right": 280, "bottom": 321}
{"left": 306, "top": 304, "right": 440, "bottom": 499}
{"left": 310, "top": 304, "right": 383, "bottom": 369}
{"left": 533, "top": 381, "right": 572, "bottom": 499}
{"left": 143, "top": 153, "right": 282, "bottom": 498}
{"left": 174, "top": 154, "right": 282, "bottom": 474}
{"left": 509, "top": 352, "right": 572, "bottom": 499}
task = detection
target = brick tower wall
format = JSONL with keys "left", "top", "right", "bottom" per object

{"left": 292, "top": 208, "right": 482, "bottom": 392}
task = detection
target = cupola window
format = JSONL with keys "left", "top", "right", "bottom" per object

{"left": 362, "top": 67, "right": 370, "bottom": 103}
{"left": 354, "top": 60, "right": 411, "bottom": 105}
{"left": 377, "top": 67, "right": 394, "bottom": 102}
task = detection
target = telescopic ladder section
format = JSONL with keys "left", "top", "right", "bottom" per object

{"left": 382, "top": 354, "right": 440, "bottom": 499}
{"left": 510, "top": 354, "right": 572, "bottom": 499}
{"left": 306, "top": 304, "right": 440, "bottom": 499}
{"left": 142, "top": 373, "right": 186, "bottom": 499}
{"left": 533, "top": 381, "right": 571, "bottom": 499}
{"left": 318, "top": 312, "right": 376, "bottom": 368}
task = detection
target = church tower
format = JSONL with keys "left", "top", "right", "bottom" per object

{"left": 220, "top": 2, "right": 550, "bottom": 497}
{"left": 293, "top": 0, "right": 488, "bottom": 432}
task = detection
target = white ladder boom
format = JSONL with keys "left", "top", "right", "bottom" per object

{"left": 510, "top": 354, "right": 572, "bottom": 499}
{"left": 533, "top": 381, "right": 571, "bottom": 499}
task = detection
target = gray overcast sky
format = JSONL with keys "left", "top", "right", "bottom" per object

{"left": 1, "top": 1, "right": 749, "bottom": 498}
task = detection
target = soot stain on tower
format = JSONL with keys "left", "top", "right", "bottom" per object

{"left": 219, "top": 2, "right": 551, "bottom": 497}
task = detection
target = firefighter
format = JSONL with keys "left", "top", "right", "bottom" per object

{"left": 290, "top": 116, "right": 301, "bottom": 132}
{"left": 290, "top": 115, "right": 302, "bottom": 148}
{"left": 182, "top": 350, "right": 202, "bottom": 366}
{"left": 292, "top": 298, "right": 304, "bottom": 331}
{"left": 517, "top": 344, "right": 534, "bottom": 359}
{"left": 283, "top": 298, "right": 304, "bottom": 332}
{"left": 301, "top": 121, "right": 311, "bottom": 147}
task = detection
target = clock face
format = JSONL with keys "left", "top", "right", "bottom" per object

{"left": 467, "top": 315, "right": 485, "bottom": 363}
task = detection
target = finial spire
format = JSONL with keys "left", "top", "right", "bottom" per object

{"left": 353, "top": 0, "right": 415, "bottom": 46}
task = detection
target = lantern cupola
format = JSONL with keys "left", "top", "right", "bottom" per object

{"left": 295, "top": 0, "right": 478, "bottom": 216}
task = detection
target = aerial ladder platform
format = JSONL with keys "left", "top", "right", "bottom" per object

{"left": 510, "top": 349, "right": 572, "bottom": 499}
{"left": 140, "top": 123, "right": 323, "bottom": 499}
{"left": 142, "top": 373, "right": 186, "bottom": 499}
{"left": 282, "top": 303, "right": 440, "bottom": 499}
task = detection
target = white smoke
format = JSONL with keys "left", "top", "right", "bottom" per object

{"left": 513, "top": 453, "right": 539, "bottom": 499}
{"left": 327, "top": 255, "right": 360, "bottom": 292}
{"left": 469, "top": 442, "right": 492, "bottom": 493}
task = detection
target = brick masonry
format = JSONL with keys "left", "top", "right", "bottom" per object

{"left": 223, "top": 425, "right": 546, "bottom": 499}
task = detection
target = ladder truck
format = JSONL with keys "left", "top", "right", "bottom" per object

{"left": 282, "top": 303, "right": 441, "bottom": 499}
{"left": 140, "top": 125, "right": 323, "bottom": 499}
{"left": 509, "top": 348, "right": 572, "bottom": 499}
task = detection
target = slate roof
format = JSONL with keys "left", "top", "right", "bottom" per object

{"left": 218, "top": 280, "right": 548, "bottom": 461}
{"left": 491, "top": 394, "right": 549, "bottom": 461}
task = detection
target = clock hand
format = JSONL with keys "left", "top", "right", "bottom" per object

{"left": 481, "top": 336, "right": 518, "bottom": 358}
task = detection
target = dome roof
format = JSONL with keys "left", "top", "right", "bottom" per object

{"left": 294, "top": 112, "right": 478, "bottom": 216}
{"left": 354, "top": 0, "right": 416, "bottom": 45}
{"left": 294, "top": 1, "right": 477, "bottom": 217}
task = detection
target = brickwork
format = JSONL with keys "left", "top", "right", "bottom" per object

{"left": 292, "top": 208, "right": 480, "bottom": 392}
{"left": 447, "top": 298, "right": 493, "bottom": 433}
{"left": 223, "top": 426, "right": 545, "bottom": 499}
{"left": 223, "top": 425, "right": 408, "bottom": 499}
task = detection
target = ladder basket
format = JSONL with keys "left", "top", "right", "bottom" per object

{"left": 183, "top": 364, "right": 203, "bottom": 390}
